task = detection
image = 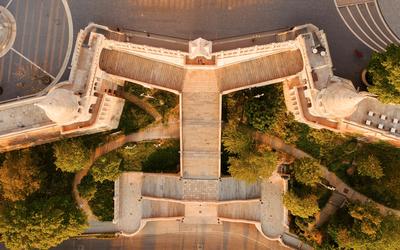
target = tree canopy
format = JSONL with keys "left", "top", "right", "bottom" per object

{"left": 0, "top": 195, "right": 87, "bottom": 250}
{"left": 329, "top": 202, "right": 400, "bottom": 250}
{"left": 283, "top": 191, "right": 320, "bottom": 218}
{"left": 0, "top": 150, "right": 41, "bottom": 201}
{"left": 222, "top": 124, "right": 254, "bottom": 155}
{"left": 293, "top": 158, "right": 323, "bottom": 186}
{"left": 88, "top": 180, "right": 114, "bottom": 221}
{"left": 244, "top": 85, "right": 286, "bottom": 132}
{"left": 348, "top": 202, "right": 383, "bottom": 238}
{"left": 53, "top": 138, "right": 90, "bottom": 173}
{"left": 142, "top": 141, "right": 180, "bottom": 173}
{"left": 367, "top": 44, "right": 400, "bottom": 104}
{"left": 228, "top": 151, "right": 278, "bottom": 183}
{"left": 91, "top": 152, "right": 122, "bottom": 182}
{"left": 356, "top": 154, "right": 384, "bottom": 179}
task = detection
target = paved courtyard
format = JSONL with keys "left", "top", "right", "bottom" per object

{"left": 0, "top": 0, "right": 72, "bottom": 101}
{"left": 56, "top": 221, "right": 290, "bottom": 250}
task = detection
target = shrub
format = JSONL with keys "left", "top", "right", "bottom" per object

{"left": 89, "top": 180, "right": 114, "bottom": 221}
{"left": 142, "top": 141, "right": 180, "bottom": 173}
{"left": 118, "top": 102, "right": 154, "bottom": 134}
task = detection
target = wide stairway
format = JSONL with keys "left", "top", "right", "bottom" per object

{"left": 99, "top": 49, "right": 185, "bottom": 91}
{"left": 217, "top": 49, "right": 304, "bottom": 92}
{"left": 181, "top": 70, "right": 221, "bottom": 179}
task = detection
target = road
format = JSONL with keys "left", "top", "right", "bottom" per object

{"left": 67, "top": 0, "right": 372, "bottom": 86}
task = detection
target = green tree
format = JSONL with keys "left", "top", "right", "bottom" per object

{"left": 228, "top": 151, "right": 278, "bottom": 183}
{"left": 349, "top": 142, "right": 400, "bottom": 209}
{"left": 77, "top": 174, "right": 97, "bottom": 201}
{"left": 53, "top": 138, "right": 90, "bottom": 173}
{"left": 293, "top": 158, "right": 323, "bottom": 186}
{"left": 91, "top": 152, "right": 122, "bottom": 182}
{"left": 142, "top": 141, "right": 180, "bottom": 173}
{"left": 118, "top": 142, "right": 157, "bottom": 171}
{"left": 335, "top": 214, "right": 400, "bottom": 250}
{"left": 244, "top": 84, "right": 286, "bottom": 131}
{"left": 356, "top": 155, "right": 384, "bottom": 179}
{"left": 222, "top": 124, "right": 254, "bottom": 155}
{"left": 374, "top": 214, "right": 400, "bottom": 250}
{"left": 283, "top": 191, "right": 320, "bottom": 218}
{"left": 0, "top": 195, "right": 87, "bottom": 250}
{"left": 331, "top": 203, "right": 398, "bottom": 250}
{"left": 89, "top": 180, "right": 114, "bottom": 221}
{"left": 367, "top": 44, "right": 400, "bottom": 104}
{"left": 0, "top": 150, "right": 41, "bottom": 201}
{"left": 118, "top": 102, "right": 154, "bottom": 134}
{"left": 349, "top": 202, "right": 383, "bottom": 238}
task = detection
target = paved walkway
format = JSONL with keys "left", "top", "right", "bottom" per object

{"left": 73, "top": 93, "right": 179, "bottom": 227}
{"left": 0, "top": 0, "right": 73, "bottom": 101}
{"left": 72, "top": 122, "right": 179, "bottom": 228}
{"left": 73, "top": 122, "right": 180, "bottom": 220}
{"left": 335, "top": 0, "right": 400, "bottom": 52}
{"left": 315, "top": 192, "right": 347, "bottom": 228}
{"left": 93, "top": 122, "right": 180, "bottom": 160}
{"left": 181, "top": 70, "right": 221, "bottom": 179}
{"left": 115, "top": 172, "right": 143, "bottom": 234}
{"left": 260, "top": 172, "right": 287, "bottom": 238}
{"left": 377, "top": 0, "right": 400, "bottom": 39}
{"left": 72, "top": 153, "right": 97, "bottom": 221}
{"left": 254, "top": 132, "right": 400, "bottom": 217}
{"left": 56, "top": 221, "right": 290, "bottom": 250}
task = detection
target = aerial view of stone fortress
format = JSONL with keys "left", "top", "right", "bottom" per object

{"left": 1, "top": 0, "right": 400, "bottom": 249}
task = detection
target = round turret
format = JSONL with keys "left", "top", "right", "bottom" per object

{"left": 315, "top": 78, "right": 366, "bottom": 119}
{"left": 36, "top": 87, "right": 81, "bottom": 125}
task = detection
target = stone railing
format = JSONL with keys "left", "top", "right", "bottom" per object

{"left": 105, "top": 40, "right": 187, "bottom": 58}
{"left": 113, "top": 178, "right": 120, "bottom": 224}
{"left": 214, "top": 40, "right": 297, "bottom": 59}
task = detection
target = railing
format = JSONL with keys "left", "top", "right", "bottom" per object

{"left": 214, "top": 40, "right": 297, "bottom": 59}
{"left": 105, "top": 40, "right": 187, "bottom": 58}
